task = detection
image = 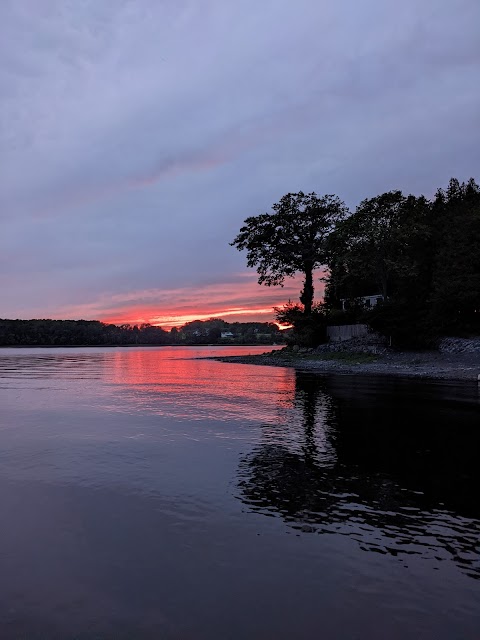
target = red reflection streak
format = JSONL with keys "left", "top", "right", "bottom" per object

{"left": 107, "top": 348, "right": 295, "bottom": 420}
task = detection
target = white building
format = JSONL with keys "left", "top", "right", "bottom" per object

{"left": 341, "top": 295, "right": 384, "bottom": 310}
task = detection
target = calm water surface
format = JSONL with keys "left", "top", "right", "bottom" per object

{"left": 0, "top": 346, "right": 479, "bottom": 639}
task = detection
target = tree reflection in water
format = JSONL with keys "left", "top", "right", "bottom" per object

{"left": 237, "top": 372, "right": 480, "bottom": 579}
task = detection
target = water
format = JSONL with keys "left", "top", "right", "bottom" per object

{"left": 0, "top": 346, "right": 479, "bottom": 639}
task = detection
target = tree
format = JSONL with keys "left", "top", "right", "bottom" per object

{"left": 325, "top": 191, "right": 432, "bottom": 307}
{"left": 274, "top": 300, "right": 327, "bottom": 347}
{"left": 328, "top": 191, "right": 414, "bottom": 300}
{"left": 324, "top": 178, "right": 480, "bottom": 346}
{"left": 231, "top": 192, "right": 348, "bottom": 315}
{"left": 429, "top": 178, "right": 480, "bottom": 334}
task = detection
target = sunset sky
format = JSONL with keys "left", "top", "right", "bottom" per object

{"left": 1, "top": 1, "right": 479, "bottom": 328}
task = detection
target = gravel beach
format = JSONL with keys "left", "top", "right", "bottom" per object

{"left": 214, "top": 349, "right": 480, "bottom": 382}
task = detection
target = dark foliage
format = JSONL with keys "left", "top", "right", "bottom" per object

{"left": 231, "top": 192, "right": 347, "bottom": 315}
{"left": 324, "top": 177, "right": 480, "bottom": 347}
{"left": 0, "top": 318, "right": 284, "bottom": 347}
{"left": 274, "top": 301, "right": 327, "bottom": 348}
{"left": 176, "top": 318, "right": 282, "bottom": 345}
{"left": 0, "top": 319, "right": 169, "bottom": 346}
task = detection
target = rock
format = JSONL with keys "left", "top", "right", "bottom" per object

{"left": 315, "top": 331, "right": 389, "bottom": 355}
{"left": 439, "top": 337, "right": 480, "bottom": 354}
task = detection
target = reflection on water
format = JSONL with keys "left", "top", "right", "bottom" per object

{"left": 238, "top": 373, "right": 480, "bottom": 579}
{"left": 0, "top": 347, "right": 479, "bottom": 639}
{"left": 105, "top": 346, "right": 295, "bottom": 422}
{"left": 0, "top": 346, "right": 292, "bottom": 422}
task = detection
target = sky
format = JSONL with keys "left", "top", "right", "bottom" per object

{"left": 1, "top": 0, "right": 479, "bottom": 328}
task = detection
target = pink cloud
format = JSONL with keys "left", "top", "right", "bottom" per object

{"left": 50, "top": 271, "right": 326, "bottom": 327}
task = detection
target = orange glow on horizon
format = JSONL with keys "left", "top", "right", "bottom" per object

{"left": 103, "top": 305, "right": 279, "bottom": 329}
{"left": 50, "top": 271, "right": 326, "bottom": 330}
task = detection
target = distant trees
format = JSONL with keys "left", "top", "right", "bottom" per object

{"left": 231, "top": 192, "right": 348, "bottom": 315}
{"left": 0, "top": 318, "right": 284, "bottom": 347}
{"left": 0, "top": 319, "right": 169, "bottom": 347}
{"left": 175, "top": 319, "right": 282, "bottom": 345}
{"left": 177, "top": 319, "right": 228, "bottom": 344}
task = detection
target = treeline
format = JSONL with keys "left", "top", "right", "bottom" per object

{"left": 0, "top": 318, "right": 283, "bottom": 347}
{"left": 232, "top": 176, "right": 480, "bottom": 348}
{"left": 0, "top": 319, "right": 170, "bottom": 346}
{"left": 172, "top": 319, "right": 282, "bottom": 344}
{"left": 324, "top": 177, "right": 480, "bottom": 346}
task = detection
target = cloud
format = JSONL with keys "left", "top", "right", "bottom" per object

{"left": 0, "top": 0, "right": 479, "bottom": 321}
{"left": 43, "top": 273, "right": 320, "bottom": 327}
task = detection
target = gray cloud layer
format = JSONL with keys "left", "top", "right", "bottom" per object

{"left": 1, "top": 0, "right": 479, "bottom": 322}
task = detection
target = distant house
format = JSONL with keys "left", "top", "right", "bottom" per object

{"left": 220, "top": 331, "right": 235, "bottom": 340}
{"left": 341, "top": 294, "right": 384, "bottom": 311}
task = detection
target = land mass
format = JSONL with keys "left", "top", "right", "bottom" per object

{"left": 214, "top": 347, "right": 480, "bottom": 382}
{"left": 0, "top": 318, "right": 283, "bottom": 347}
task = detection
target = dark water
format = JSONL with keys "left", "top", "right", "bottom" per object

{"left": 0, "top": 346, "right": 479, "bottom": 639}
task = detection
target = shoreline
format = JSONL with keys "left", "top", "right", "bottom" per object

{"left": 0, "top": 343, "right": 278, "bottom": 349}
{"left": 213, "top": 349, "right": 480, "bottom": 382}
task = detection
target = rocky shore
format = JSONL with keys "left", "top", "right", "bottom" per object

{"left": 214, "top": 339, "right": 480, "bottom": 382}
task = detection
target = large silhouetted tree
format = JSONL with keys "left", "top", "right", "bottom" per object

{"left": 231, "top": 192, "right": 348, "bottom": 315}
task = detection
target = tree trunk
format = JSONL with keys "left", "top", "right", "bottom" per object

{"left": 300, "top": 263, "right": 314, "bottom": 314}
{"left": 379, "top": 272, "right": 388, "bottom": 300}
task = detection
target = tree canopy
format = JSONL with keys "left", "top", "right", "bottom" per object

{"left": 0, "top": 318, "right": 283, "bottom": 347}
{"left": 324, "top": 177, "right": 480, "bottom": 346}
{"left": 231, "top": 192, "right": 348, "bottom": 314}
{"left": 326, "top": 191, "right": 430, "bottom": 300}
{"left": 0, "top": 319, "right": 169, "bottom": 346}
{"left": 230, "top": 177, "right": 479, "bottom": 348}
